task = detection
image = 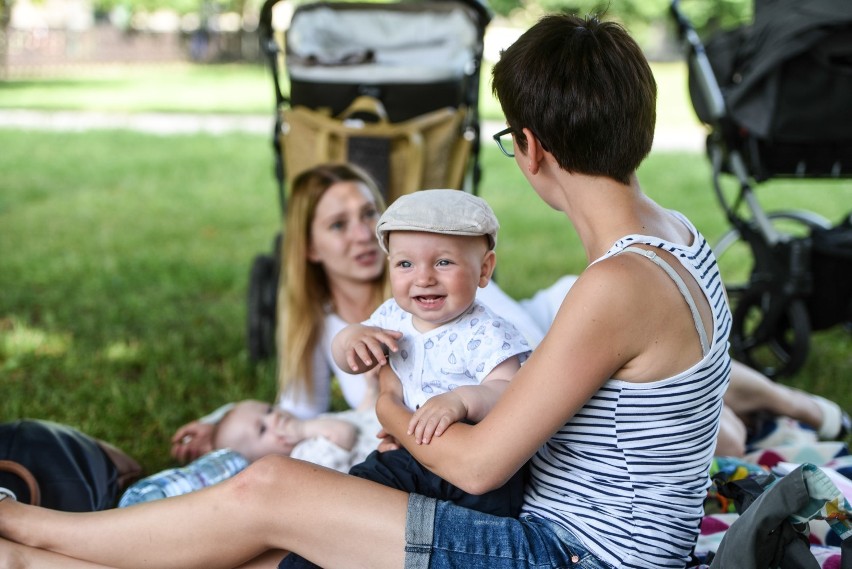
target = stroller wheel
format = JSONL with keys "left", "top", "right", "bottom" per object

{"left": 731, "top": 293, "right": 810, "bottom": 379}
{"left": 247, "top": 253, "right": 279, "bottom": 363}
{"left": 714, "top": 210, "right": 831, "bottom": 302}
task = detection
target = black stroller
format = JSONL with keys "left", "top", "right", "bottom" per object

{"left": 670, "top": 0, "right": 852, "bottom": 378}
{"left": 247, "top": 0, "right": 492, "bottom": 362}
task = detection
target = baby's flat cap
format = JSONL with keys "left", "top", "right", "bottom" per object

{"left": 376, "top": 189, "right": 499, "bottom": 253}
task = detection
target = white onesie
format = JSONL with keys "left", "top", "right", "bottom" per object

{"left": 365, "top": 298, "right": 531, "bottom": 410}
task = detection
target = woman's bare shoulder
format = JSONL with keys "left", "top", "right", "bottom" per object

{"left": 543, "top": 255, "right": 668, "bottom": 371}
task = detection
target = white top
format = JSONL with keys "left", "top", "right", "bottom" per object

{"left": 364, "top": 298, "right": 531, "bottom": 410}
{"left": 276, "top": 311, "right": 367, "bottom": 419}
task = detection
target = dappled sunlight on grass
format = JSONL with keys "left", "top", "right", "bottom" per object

{"left": 0, "top": 65, "right": 274, "bottom": 114}
{"left": 0, "top": 317, "right": 71, "bottom": 362}
{"left": 104, "top": 340, "right": 142, "bottom": 363}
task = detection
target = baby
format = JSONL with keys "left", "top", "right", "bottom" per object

{"left": 333, "top": 189, "right": 531, "bottom": 517}
{"left": 213, "top": 400, "right": 360, "bottom": 463}
{"left": 119, "top": 400, "right": 381, "bottom": 507}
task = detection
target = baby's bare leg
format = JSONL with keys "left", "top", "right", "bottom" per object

{"left": 0, "top": 456, "right": 409, "bottom": 569}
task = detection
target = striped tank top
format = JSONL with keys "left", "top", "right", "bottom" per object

{"left": 520, "top": 212, "right": 732, "bottom": 568}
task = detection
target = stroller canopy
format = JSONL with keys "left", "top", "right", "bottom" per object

{"left": 706, "top": 0, "right": 852, "bottom": 141}
{"left": 286, "top": 3, "right": 481, "bottom": 84}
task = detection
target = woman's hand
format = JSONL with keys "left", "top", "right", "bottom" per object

{"left": 170, "top": 421, "right": 214, "bottom": 463}
{"left": 375, "top": 428, "right": 401, "bottom": 452}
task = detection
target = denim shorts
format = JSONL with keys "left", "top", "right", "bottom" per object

{"left": 404, "top": 494, "right": 613, "bottom": 569}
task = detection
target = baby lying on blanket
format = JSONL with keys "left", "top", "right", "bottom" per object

{"left": 119, "top": 401, "right": 382, "bottom": 506}
{"left": 213, "top": 400, "right": 380, "bottom": 470}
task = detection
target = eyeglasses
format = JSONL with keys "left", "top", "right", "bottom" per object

{"left": 492, "top": 127, "right": 515, "bottom": 158}
{"left": 493, "top": 126, "right": 552, "bottom": 158}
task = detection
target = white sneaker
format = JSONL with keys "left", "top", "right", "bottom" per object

{"left": 811, "top": 395, "right": 851, "bottom": 440}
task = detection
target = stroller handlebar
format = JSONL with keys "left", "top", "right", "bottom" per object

{"left": 669, "top": 0, "right": 727, "bottom": 123}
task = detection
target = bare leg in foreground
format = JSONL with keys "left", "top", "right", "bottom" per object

{"left": 0, "top": 538, "right": 118, "bottom": 569}
{"left": 0, "top": 456, "right": 408, "bottom": 569}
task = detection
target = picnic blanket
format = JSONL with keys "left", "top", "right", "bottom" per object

{"left": 691, "top": 419, "right": 852, "bottom": 568}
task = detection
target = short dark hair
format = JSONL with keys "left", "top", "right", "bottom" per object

{"left": 492, "top": 13, "right": 656, "bottom": 185}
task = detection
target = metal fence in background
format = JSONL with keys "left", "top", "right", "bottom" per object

{"left": 3, "top": 23, "right": 259, "bottom": 78}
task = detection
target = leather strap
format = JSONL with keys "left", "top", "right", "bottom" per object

{"left": 0, "top": 460, "right": 41, "bottom": 506}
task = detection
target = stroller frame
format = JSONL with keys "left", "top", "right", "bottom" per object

{"left": 670, "top": 0, "right": 852, "bottom": 378}
{"left": 247, "top": 0, "right": 493, "bottom": 362}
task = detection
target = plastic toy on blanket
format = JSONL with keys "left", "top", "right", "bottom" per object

{"left": 705, "top": 457, "right": 768, "bottom": 515}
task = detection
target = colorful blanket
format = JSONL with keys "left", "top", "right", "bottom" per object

{"left": 691, "top": 419, "right": 852, "bottom": 568}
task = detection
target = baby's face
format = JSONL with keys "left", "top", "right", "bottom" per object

{"left": 216, "top": 400, "right": 302, "bottom": 462}
{"left": 387, "top": 231, "right": 494, "bottom": 332}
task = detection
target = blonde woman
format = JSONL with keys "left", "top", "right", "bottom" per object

{"left": 171, "top": 163, "right": 389, "bottom": 462}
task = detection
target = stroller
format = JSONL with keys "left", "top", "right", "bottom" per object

{"left": 247, "top": 0, "right": 492, "bottom": 362}
{"left": 670, "top": 0, "right": 852, "bottom": 378}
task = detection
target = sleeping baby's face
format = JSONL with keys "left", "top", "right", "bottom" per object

{"left": 215, "top": 400, "right": 302, "bottom": 462}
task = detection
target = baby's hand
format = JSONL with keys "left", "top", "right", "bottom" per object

{"left": 170, "top": 421, "right": 214, "bottom": 463}
{"left": 344, "top": 326, "right": 402, "bottom": 372}
{"left": 408, "top": 392, "right": 467, "bottom": 445}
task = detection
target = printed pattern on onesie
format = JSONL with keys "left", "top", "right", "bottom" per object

{"left": 365, "top": 298, "right": 531, "bottom": 410}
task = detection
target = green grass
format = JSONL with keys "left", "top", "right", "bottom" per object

{"left": 0, "top": 64, "right": 276, "bottom": 114}
{"left": 2, "top": 126, "right": 850, "bottom": 475}
{"left": 1, "top": 58, "right": 850, "bottom": 474}
{"left": 0, "top": 129, "right": 281, "bottom": 473}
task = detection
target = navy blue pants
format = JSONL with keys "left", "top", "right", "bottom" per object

{"left": 278, "top": 448, "right": 527, "bottom": 569}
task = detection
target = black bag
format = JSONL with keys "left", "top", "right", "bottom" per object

{"left": 0, "top": 419, "right": 142, "bottom": 511}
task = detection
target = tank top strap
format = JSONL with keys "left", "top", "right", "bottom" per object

{"left": 620, "top": 246, "right": 710, "bottom": 356}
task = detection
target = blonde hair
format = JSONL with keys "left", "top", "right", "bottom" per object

{"left": 277, "top": 164, "right": 388, "bottom": 399}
